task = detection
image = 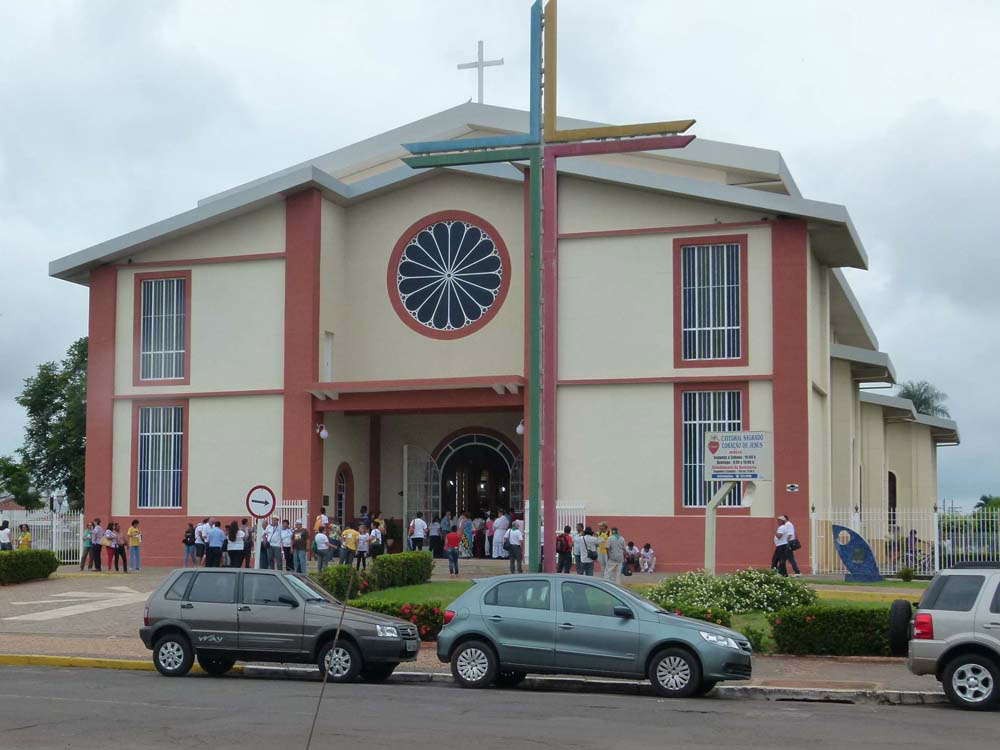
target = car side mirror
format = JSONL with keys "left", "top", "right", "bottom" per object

{"left": 613, "top": 606, "right": 633, "bottom": 619}
{"left": 278, "top": 595, "right": 298, "bottom": 607}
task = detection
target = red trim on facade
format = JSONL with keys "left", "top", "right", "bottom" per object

{"left": 558, "top": 375, "right": 772, "bottom": 387}
{"left": 131, "top": 270, "right": 192, "bottom": 387}
{"left": 541, "top": 149, "right": 559, "bottom": 572}
{"left": 283, "top": 189, "right": 324, "bottom": 527}
{"left": 113, "top": 389, "right": 283, "bottom": 400}
{"left": 385, "top": 209, "right": 512, "bottom": 340}
{"left": 430, "top": 426, "right": 522, "bottom": 463}
{"left": 129, "top": 398, "right": 190, "bottom": 516}
{"left": 672, "top": 234, "right": 750, "bottom": 369}
{"left": 314, "top": 388, "right": 523, "bottom": 414}
{"left": 368, "top": 415, "right": 381, "bottom": 515}
{"left": 84, "top": 266, "right": 117, "bottom": 525}
{"left": 312, "top": 375, "right": 524, "bottom": 393}
{"left": 771, "top": 219, "right": 812, "bottom": 559}
{"left": 334, "top": 462, "right": 355, "bottom": 525}
{"left": 558, "top": 220, "right": 770, "bottom": 242}
{"left": 116, "top": 252, "right": 285, "bottom": 269}
{"left": 672, "top": 380, "right": 752, "bottom": 516}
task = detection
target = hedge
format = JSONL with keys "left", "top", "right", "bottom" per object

{"left": 768, "top": 605, "right": 890, "bottom": 656}
{"left": 313, "top": 551, "right": 433, "bottom": 600}
{"left": 349, "top": 598, "right": 445, "bottom": 641}
{"left": 0, "top": 549, "right": 60, "bottom": 584}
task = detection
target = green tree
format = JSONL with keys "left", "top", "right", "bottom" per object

{"left": 15, "top": 338, "right": 88, "bottom": 509}
{"left": 0, "top": 456, "right": 42, "bottom": 509}
{"left": 974, "top": 494, "right": 1000, "bottom": 510}
{"left": 897, "top": 380, "right": 950, "bottom": 418}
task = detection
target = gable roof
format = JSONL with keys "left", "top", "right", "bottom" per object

{"left": 49, "top": 101, "right": 867, "bottom": 284}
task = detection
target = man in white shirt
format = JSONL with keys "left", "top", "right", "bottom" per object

{"left": 771, "top": 516, "right": 789, "bottom": 577}
{"left": 266, "top": 517, "right": 282, "bottom": 570}
{"left": 781, "top": 514, "right": 802, "bottom": 577}
{"left": 314, "top": 527, "right": 331, "bottom": 572}
{"left": 409, "top": 512, "right": 428, "bottom": 551}
{"left": 505, "top": 522, "right": 524, "bottom": 574}
{"left": 194, "top": 518, "right": 209, "bottom": 566}
{"left": 492, "top": 512, "right": 510, "bottom": 559}
{"left": 279, "top": 520, "right": 294, "bottom": 570}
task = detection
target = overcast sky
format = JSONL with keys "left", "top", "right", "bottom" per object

{"left": 1, "top": 0, "right": 997, "bottom": 508}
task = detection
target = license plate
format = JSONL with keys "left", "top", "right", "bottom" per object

{"left": 405, "top": 640, "right": 419, "bottom": 651}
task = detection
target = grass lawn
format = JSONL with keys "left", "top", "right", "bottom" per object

{"left": 807, "top": 578, "right": 929, "bottom": 589}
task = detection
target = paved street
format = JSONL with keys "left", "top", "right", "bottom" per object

{"left": 0, "top": 666, "right": 990, "bottom": 750}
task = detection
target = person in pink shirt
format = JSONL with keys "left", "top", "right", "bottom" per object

{"left": 486, "top": 512, "right": 496, "bottom": 559}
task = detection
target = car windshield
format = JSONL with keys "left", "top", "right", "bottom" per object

{"left": 603, "top": 581, "right": 665, "bottom": 614}
{"left": 286, "top": 573, "right": 336, "bottom": 603}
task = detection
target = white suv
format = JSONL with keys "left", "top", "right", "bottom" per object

{"left": 892, "top": 565, "right": 1000, "bottom": 710}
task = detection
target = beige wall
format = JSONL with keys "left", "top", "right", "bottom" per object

{"left": 378, "top": 412, "right": 522, "bottom": 518}
{"left": 123, "top": 203, "right": 285, "bottom": 262}
{"left": 319, "top": 199, "right": 349, "bottom": 382}
{"left": 887, "top": 422, "right": 939, "bottom": 512}
{"left": 321, "top": 412, "right": 371, "bottom": 517}
{"left": 829, "top": 359, "right": 857, "bottom": 513}
{"left": 115, "top": 259, "right": 286, "bottom": 396}
{"left": 859, "top": 402, "right": 886, "bottom": 511}
{"left": 559, "top": 225, "right": 773, "bottom": 379}
{"left": 557, "top": 176, "right": 770, "bottom": 235}
{"left": 111, "top": 395, "right": 284, "bottom": 518}
{"left": 336, "top": 172, "right": 524, "bottom": 381}
{"left": 557, "top": 381, "right": 775, "bottom": 518}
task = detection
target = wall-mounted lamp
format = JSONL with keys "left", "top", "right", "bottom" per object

{"left": 315, "top": 424, "right": 329, "bottom": 440}
{"left": 515, "top": 419, "right": 525, "bottom": 436}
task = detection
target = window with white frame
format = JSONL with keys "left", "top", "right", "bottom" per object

{"left": 137, "top": 405, "right": 184, "bottom": 508}
{"left": 680, "top": 242, "right": 742, "bottom": 361}
{"left": 681, "top": 389, "right": 743, "bottom": 507}
{"left": 139, "top": 277, "right": 187, "bottom": 380}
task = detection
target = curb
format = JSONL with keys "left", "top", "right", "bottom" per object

{"left": 0, "top": 655, "right": 946, "bottom": 705}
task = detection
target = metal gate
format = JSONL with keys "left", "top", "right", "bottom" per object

{"left": 402, "top": 444, "right": 441, "bottom": 541}
{"left": 0, "top": 509, "right": 84, "bottom": 564}
{"left": 275, "top": 499, "right": 310, "bottom": 529}
{"left": 521, "top": 501, "right": 586, "bottom": 548}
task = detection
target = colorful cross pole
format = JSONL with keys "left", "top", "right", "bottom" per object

{"left": 402, "top": 0, "right": 696, "bottom": 573}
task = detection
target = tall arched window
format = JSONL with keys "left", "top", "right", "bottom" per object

{"left": 334, "top": 463, "right": 354, "bottom": 527}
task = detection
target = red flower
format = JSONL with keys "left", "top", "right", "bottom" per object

{"left": 420, "top": 625, "right": 428, "bottom": 635}
{"left": 433, "top": 608, "right": 441, "bottom": 616}
{"left": 410, "top": 615, "right": 418, "bottom": 623}
{"left": 774, "top": 618, "right": 782, "bottom": 625}
{"left": 401, "top": 605, "right": 411, "bottom": 615}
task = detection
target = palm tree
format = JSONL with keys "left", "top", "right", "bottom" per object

{"left": 974, "top": 495, "right": 1000, "bottom": 510}
{"left": 897, "top": 380, "right": 950, "bottom": 417}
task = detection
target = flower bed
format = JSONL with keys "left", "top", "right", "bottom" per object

{"left": 0, "top": 549, "right": 59, "bottom": 584}
{"left": 647, "top": 568, "right": 817, "bottom": 614}
{"left": 349, "top": 598, "right": 445, "bottom": 641}
{"left": 313, "top": 550, "right": 433, "bottom": 600}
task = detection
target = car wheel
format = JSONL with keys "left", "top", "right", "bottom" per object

{"left": 451, "top": 640, "right": 497, "bottom": 688}
{"left": 318, "top": 640, "right": 363, "bottom": 683}
{"left": 494, "top": 670, "right": 527, "bottom": 688}
{"left": 359, "top": 663, "right": 398, "bottom": 683}
{"left": 942, "top": 654, "right": 1000, "bottom": 711}
{"left": 887, "top": 599, "right": 912, "bottom": 656}
{"left": 153, "top": 634, "right": 194, "bottom": 677}
{"left": 197, "top": 654, "right": 236, "bottom": 676}
{"left": 648, "top": 648, "right": 702, "bottom": 698}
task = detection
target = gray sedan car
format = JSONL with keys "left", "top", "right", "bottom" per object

{"left": 140, "top": 568, "right": 419, "bottom": 681}
{"left": 437, "top": 574, "right": 752, "bottom": 697}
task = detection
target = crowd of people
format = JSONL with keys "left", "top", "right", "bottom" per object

{"left": 406, "top": 510, "right": 658, "bottom": 581}
{"left": 79, "top": 518, "right": 142, "bottom": 572}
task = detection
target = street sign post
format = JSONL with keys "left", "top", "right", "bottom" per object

{"left": 703, "top": 432, "right": 772, "bottom": 574}
{"left": 246, "top": 485, "right": 276, "bottom": 569}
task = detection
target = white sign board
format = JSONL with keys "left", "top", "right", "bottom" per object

{"left": 245, "top": 485, "right": 277, "bottom": 519}
{"left": 704, "top": 431, "right": 772, "bottom": 481}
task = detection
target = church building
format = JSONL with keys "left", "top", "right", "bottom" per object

{"left": 50, "top": 103, "right": 959, "bottom": 568}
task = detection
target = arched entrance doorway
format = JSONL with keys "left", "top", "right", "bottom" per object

{"left": 433, "top": 429, "right": 522, "bottom": 518}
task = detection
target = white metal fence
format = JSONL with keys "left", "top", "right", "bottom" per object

{"left": 811, "top": 508, "right": 1000, "bottom": 577}
{"left": 0, "top": 509, "right": 84, "bottom": 564}
{"left": 521, "top": 502, "right": 586, "bottom": 547}
{"left": 275, "top": 499, "right": 310, "bottom": 528}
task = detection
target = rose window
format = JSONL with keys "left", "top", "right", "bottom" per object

{"left": 389, "top": 212, "right": 509, "bottom": 338}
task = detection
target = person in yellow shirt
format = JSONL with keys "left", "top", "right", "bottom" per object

{"left": 597, "top": 521, "right": 610, "bottom": 579}
{"left": 340, "top": 523, "right": 360, "bottom": 567}
{"left": 17, "top": 524, "right": 32, "bottom": 550}
{"left": 126, "top": 519, "right": 142, "bottom": 572}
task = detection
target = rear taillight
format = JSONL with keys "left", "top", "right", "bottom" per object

{"left": 443, "top": 610, "right": 456, "bottom": 626}
{"left": 914, "top": 612, "right": 934, "bottom": 640}
{"left": 143, "top": 606, "right": 149, "bottom": 627}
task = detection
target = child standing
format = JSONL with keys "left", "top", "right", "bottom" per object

{"left": 127, "top": 520, "right": 142, "bottom": 572}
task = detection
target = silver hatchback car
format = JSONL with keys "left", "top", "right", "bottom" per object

{"left": 437, "top": 574, "right": 752, "bottom": 697}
